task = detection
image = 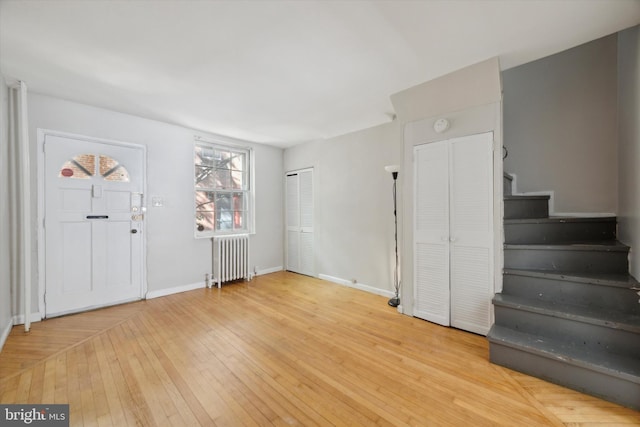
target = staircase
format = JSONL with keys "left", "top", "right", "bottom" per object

{"left": 488, "top": 173, "right": 640, "bottom": 410}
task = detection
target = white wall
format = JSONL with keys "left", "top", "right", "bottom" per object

{"left": 391, "top": 58, "right": 503, "bottom": 317}
{"left": 618, "top": 25, "right": 640, "bottom": 278}
{"left": 19, "top": 93, "right": 283, "bottom": 316}
{"left": 0, "top": 76, "right": 12, "bottom": 348}
{"left": 283, "top": 121, "right": 402, "bottom": 296}
{"left": 502, "top": 34, "right": 618, "bottom": 214}
{"left": 283, "top": 58, "right": 503, "bottom": 314}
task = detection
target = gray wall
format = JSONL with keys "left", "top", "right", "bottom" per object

{"left": 0, "top": 77, "right": 12, "bottom": 347}
{"left": 503, "top": 35, "right": 618, "bottom": 214}
{"left": 20, "top": 93, "right": 283, "bottom": 316}
{"left": 283, "top": 120, "right": 402, "bottom": 295}
{"left": 618, "top": 25, "right": 640, "bottom": 278}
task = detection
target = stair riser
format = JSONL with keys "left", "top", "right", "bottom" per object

{"left": 489, "top": 342, "right": 640, "bottom": 411}
{"left": 504, "top": 199, "right": 549, "bottom": 219}
{"left": 503, "top": 275, "right": 640, "bottom": 313}
{"left": 494, "top": 305, "right": 640, "bottom": 356}
{"left": 504, "top": 248, "right": 628, "bottom": 274}
{"left": 505, "top": 221, "right": 617, "bottom": 244}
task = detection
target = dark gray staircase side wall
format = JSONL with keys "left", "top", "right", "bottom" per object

{"left": 489, "top": 341, "right": 640, "bottom": 411}
{"left": 502, "top": 272, "right": 640, "bottom": 313}
{"left": 504, "top": 245, "right": 629, "bottom": 274}
{"left": 504, "top": 218, "right": 617, "bottom": 244}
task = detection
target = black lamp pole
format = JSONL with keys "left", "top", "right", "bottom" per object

{"left": 388, "top": 170, "right": 400, "bottom": 307}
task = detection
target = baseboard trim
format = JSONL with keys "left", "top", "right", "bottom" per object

{"left": 0, "top": 317, "right": 12, "bottom": 352}
{"left": 12, "top": 312, "right": 43, "bottom": 326}
{"left": 318, "top": 274, "right": 395, "bottom": 298}
{"left": 146, "top": 282, "right": 205, "bottom": 299}
{"left": 256, "top": 266, "right": 283, "bottom": 276}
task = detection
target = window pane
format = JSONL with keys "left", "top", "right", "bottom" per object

{"left": 196, "top": 211, "right": 214, "bottom": 232}
{"left": 196, "top": 191, "right": 214, "bottom": 212}
{"left": 231, "top": 171, "right": 244, "bottom": 189}
{"left": 216, "top": 193, "right": 231, "bottom": 210}
{"left": 215, "top": 150, "right": 231, "bottom": 170}
{"left": 104, "top": 166, "right": 129, "bottom": 182}
{"left": 230, "top": 152, "right": 245, "bottom": 171}
{"left": 233, "top": 192, "right": 244, "bottom": 210}
{"left": 217, "top": 211, "right": 233, "bottom": 230}
{"left": 233, "top": 210, "right": 244, "bottom": 230}
{"left": 59, "top": 154, "right": 96, "bottom": 179}
{"left": 195, "top": 145, "right": 214, "bottom": 167}
{"left": 195, "top": 165, "right": 214, "bottom": 188}
{"left": 99, "top": 155, "right": 116, "bottom": 175}
{"left": 99, "top": 155, "right": 130, "bottom": 182}
{"left": 215, "top": 169, "right": 231, "bottom": 189}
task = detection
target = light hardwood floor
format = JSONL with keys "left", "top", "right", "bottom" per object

{"left": 1, "top": 272, "right": 638, "bottom": 426}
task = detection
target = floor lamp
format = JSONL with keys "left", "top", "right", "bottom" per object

{"left": 385, "top": 165, "right": 400, "bottom": 307}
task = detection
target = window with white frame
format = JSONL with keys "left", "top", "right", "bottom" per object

{"left": 194, "top": 142, "right": 252, "bottom": 237}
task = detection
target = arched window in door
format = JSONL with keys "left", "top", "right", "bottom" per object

{"left": 58, "top": 154, "right": 130, "bottom": 182}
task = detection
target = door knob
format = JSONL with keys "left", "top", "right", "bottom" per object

{"left": 131, "top": 229, "right": 138, "bottom": 234}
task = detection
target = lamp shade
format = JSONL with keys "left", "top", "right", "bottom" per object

{"left": 384, "top": 165, "right": 399, "bottom": 174}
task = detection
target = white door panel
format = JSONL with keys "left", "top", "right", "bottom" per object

{"left": 414, "top": 132, "right": 493, "bottom": 335}
{"left": 44, "top": 134, "right": 144, "bottom": 317}
{"left": 414, "top": 141, "right": 450, "bottom": 325}
{"left": 414, "top": 242, "right": 450, "bottom": 326}
{"left": 286, "top": 169, "right": 314, "bottom": 276}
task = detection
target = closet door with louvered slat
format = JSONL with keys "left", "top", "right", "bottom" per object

{"left": 413, "top": 132, "right": 493, "bottom": 335}
{"left": 286, "top": 168, "right": 314, "bottom": 276}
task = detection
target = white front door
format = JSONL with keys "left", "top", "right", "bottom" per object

{"left": 286, "top": 168, "right": 314, "bottom": 276}
{"left": 44, "top": 134, "right": 145, "bottom": 317}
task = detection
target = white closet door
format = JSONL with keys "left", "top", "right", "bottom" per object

{"left": 449, "top": 133, "right": 493, "bottom": 335}
{"left": 414, "top": 141, "right": 450, "bottom": 326}
{"left": 286, "top": 169, "right": 314, "bottom": 276}
{"left": 298, "top": 170, "right": 314, "bottom": 276}
{"left": 413, "top": 132, "right": 494, "bottom": 335}
{"left": 286, "top": 173, "right": 300, "bottom": 272}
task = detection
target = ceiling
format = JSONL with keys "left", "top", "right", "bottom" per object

{"left": 1, "top": 1, "right": 639, "bottom": 148}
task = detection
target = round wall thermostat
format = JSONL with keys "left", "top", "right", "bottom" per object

{"left": 434, "top": 118, "right": 450, "bottom": 133}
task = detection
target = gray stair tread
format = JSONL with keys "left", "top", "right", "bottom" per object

{"left": 504, "top": 195, "right": 550, "bottom": 201}
{"left": 488, "top": 325, "right": 640, "bottom": 382}
{"left": 505, "top": 216, "right": 616, "bottom": 224}
{"left": 504, "top": 241, "right": 629, "bottom": 251}
{"left": 493, "top": 294, "right": 640, "bottom": 333}
{"left": 503, "top": 268, "right": 640, "bottom": 289}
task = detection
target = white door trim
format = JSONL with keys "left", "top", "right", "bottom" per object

{"left": 37, "top": 128, "right": 148, "bottom": 317}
